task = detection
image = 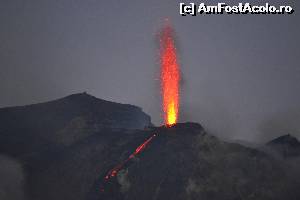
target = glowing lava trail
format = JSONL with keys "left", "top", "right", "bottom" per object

{"left": 100, "top": 21, "right": 181, "bottom": 194}
{"left": 160, "top": 23, "right": 180, "bottom": 126}
{"left": 101, "top": 133, "right": 156, "bottom": 191}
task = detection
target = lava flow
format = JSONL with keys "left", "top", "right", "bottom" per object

{"left": 160, "top": 23, "right": 180, "bottom": 126}
{"left": 100, "top": 21, "right": 181, "bottom": 194}
{"left": 101, "top": 133, "right": 156, "bottom": 190}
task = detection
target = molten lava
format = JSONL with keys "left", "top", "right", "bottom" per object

{"left": 160, "top": 23, "right": 180, "bottom": 126}
{"left": 100, "top": 21, "right": 181, "bottom": 195}
{"left": 101, "top": 133, "right": 156, "bottom": 190}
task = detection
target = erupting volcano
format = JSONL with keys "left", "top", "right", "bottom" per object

{"left": 100, "top": 21, "right": 181, "bottom": 194}
{"left": 160, "top": 23, "right": 180, "bottom": 126}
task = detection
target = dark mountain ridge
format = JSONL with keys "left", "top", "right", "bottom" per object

{"left": 0, "top": 93, "right": 151, "bottom": 158}
{"left": 0, "top": 94, "right": 300, "bottom": 200}
{"left": 266, "top": 134, "right": 300, "bottom": 158}
{"left": 89, "top": 123, "right": 299, "bottom": 200}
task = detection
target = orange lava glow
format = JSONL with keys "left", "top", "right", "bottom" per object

{"left": 160, "top": 23, "right": 180, "bottom": 126}
{"left": 101, "top": 133, "right": 157, "bottom": 191}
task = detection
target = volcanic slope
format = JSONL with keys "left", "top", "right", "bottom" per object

{"left": 0, "top": 94, "right": 300, "bottom": 200}
{"left": 91, "top": 123, "right": 300, "bottom": 200}
{"left": 0, "top": 92, "right": 151, "bottom": 158}
{"left": 266, "top": 134, "right": 300, "bottom": 158}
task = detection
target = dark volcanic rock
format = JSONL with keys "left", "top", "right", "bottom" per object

{"left": 29, "top": 128, "right": 153, "bottom": 200}
{"left": 266, "top": 134, "right": 300, "bottom": 158}
{"left": 1, "top": 96, "right": 300, "bottom": 200}
{"left": 94, "top": 123, "right": 300, "bottom": 200}
{"left": 0, "top": 93, "right": 151, "bottom": 157}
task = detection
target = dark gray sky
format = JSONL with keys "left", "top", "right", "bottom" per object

{"left": 1, "top": 0, "right": 299, "bottom": 143}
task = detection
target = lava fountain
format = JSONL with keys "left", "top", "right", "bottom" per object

{"left": 100, "top": 21, "right": 181, "bottom": 194}
{"left": 160, "top": 23, "right": 180, "bottom": 126}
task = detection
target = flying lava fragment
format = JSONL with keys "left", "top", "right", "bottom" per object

{"left": 160, "top": 22, "right": 180, "bottom": 126}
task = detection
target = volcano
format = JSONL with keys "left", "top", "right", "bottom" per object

{"left": 266, "top": 134, "right": 300, "bottom": 158}
{"left": 0, "top": 94, "right": 300, "bottom": 200}
{"left": 96, "top": 123, "right": 300, "bottom": 200}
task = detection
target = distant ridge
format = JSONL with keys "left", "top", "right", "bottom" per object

{"left": 0, "top": 92, "right": 152, "bottom": 156}
{"left": 266, "top": 134, "right": 300, "bottom": 158}
{"left": 0, "top": 94, "right": 300, "bottom": 200}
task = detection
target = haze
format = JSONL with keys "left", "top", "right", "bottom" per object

{"left": 0, "top": 0, "right": 299, "bottom": 143}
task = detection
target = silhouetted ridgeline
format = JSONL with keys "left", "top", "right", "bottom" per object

{"left": 0, "top": 93, "right": 152, "bottom": 157}
{"left": 0, "top": 93, "right": 300, "bottom": 200}
{"left": 266, "top": 134, "right": 300, "bottom": 158}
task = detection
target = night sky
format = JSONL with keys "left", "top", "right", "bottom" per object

{"left": 1, "top": 0, "right": 299, "bottom": 143}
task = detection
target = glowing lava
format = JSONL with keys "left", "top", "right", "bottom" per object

{"left": 160, "top": 23, "right": 180, "bottom": 126}
{"left": 101, "top": 133, "right": 156, "bottom": 190}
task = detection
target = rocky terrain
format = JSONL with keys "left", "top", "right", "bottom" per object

{"left": 0, "top": 93, "right": 151, "bottom": 157}
{"left": 0, "top": 93, "right": 300, "bottom": 200}
{"left": 266, "top": 134, "right": 300, "bottom": 158}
